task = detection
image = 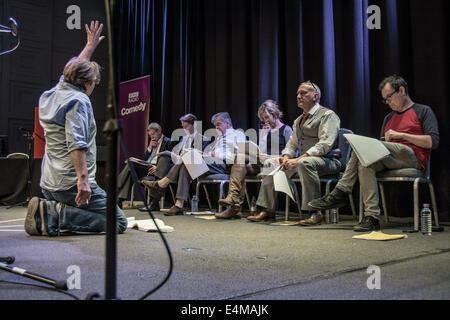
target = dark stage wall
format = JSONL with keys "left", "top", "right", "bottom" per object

{"left": 116, "top": 0, "right": 449, "bottom": 221}
{"left": 1, "top": 0, "right": 448, "bottom": 221}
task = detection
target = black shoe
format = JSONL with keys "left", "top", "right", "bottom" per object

{"left": 139, "top": 201, "right": 160, "bottom": 212}
{"left": 308, "top": 188, "right": 348, "bottom": 210}
{"left": 353, "top": 216, "right": 381, "bottom": 232}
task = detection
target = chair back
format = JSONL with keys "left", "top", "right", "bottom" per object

{"left": 424, "top": 156, "right": 431, "bottom": 180}
{"left": 336, "top": 128, "right": 353, "bottom": 170}
{"left": 6, "top": 152, "right": 29, "bottom": 159}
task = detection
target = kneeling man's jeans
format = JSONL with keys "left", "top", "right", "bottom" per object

{"left": 42, "top": 183, "right": 128, "bottom": 234}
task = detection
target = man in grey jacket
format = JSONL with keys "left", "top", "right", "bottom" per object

{"left": 248, "top": 81, "right": 342, "bottom": 225}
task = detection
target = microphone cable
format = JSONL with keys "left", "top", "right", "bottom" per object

{"left": 118, "top": 135, "right": 174, "bottom": 300}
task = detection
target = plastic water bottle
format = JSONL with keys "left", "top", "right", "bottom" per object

{"left": 421, "top": 203, "right": 432, "bottom": 236}
{"left": 250, "top": 196, "right": 257, "bottom": 214}
{"left": 191, "top": 195, "right": 198, "bottom": 213}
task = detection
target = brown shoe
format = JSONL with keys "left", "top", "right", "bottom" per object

{"left": 215, "top": 206, "right": 242, "bottom": 220}
{"left": 247, "top": 210, "right": 276, "bottom": 222}
{"left": 299, "top": 212, "right": 323, "bottom": 226}
{"left": 218, "top": 196, "right": 234, "bottom": 207}
{"left": 141, "top": 180, "right": 166, "bottom": 196}
{"left": 164, "top": 205, "right": 184, "bottom": 216}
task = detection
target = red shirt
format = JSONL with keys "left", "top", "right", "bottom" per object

{"left": 382, "top": 104, "right": 439, "bottom": 170}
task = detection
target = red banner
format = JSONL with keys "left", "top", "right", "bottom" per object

{"left": 119, "top": 76, "right": 151, "bottom": 170}
{"left": 34, "top": 107, "right": 45, "bottom": 159}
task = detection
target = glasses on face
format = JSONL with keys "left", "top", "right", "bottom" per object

{"left": 382, "top": 89, "right": 398, "bottom": 104}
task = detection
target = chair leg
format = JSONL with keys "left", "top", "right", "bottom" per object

{"left": 324, "top": 181, "right": 331, "bottom": 224}
{"left": 130, "top": 183, "right": 135, "bottom": 207}
{"left": 285, "top": 195, "right": 290, "bottom": 221}
{"left": 293, "top": 183, "right": 302, "bottom": 218}
{"left": 359, "top": 185, "right": 363, "bottom": 223}
{"left": 168, "top": 184, "right": 176, "bottom": 204}
{"left": 428, "top": 181, "right": 440, "bottom": 227}
{"left": 219, "top": 182, "right": 228, "bottom": 213}
{"left": 160, "top": 196, "right": 165, "bottom": 210}
{"left": 245, "top": 186, "right": 251, "bottom": 210}
{"left": 348, "top": 193, "right": 357, "bottom": 220}
{"left": 413, "top": 179, "right": 420, "bottom": 231}
{"left": 203, "top": 184, "right": 213, "bottom": 210}
{"left": 378, "top": 182, "right": 389, "bottom": 223}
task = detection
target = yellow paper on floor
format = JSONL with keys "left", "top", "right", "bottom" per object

{"left": 352, "top": 231, "right": 406, "bottom": 241}
{"left": 195, "top": 216, "right": 217, "bottom": 220}
{"left": 269, "top": 221, "right": 301, "bottom": 226}
{"left": 186, "top": 211, "right": 215, "bottom": 216}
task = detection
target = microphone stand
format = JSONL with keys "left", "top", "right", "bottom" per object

{"left": 100, "top": 0, "right": 121, "bottom": 300}
{"left": 85, "top": 1, "right": 120, "bottom": 300}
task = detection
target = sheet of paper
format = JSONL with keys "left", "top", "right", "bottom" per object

{"left": 273, "top": 170, "right": 295, "bottom": 201}
{"left": 181, "top": 149, "right": 210, "bottom": 179}
{"left": 343, "top": 134, "right": 390, "bottom": 167}
{"left": 352, "top": 231, "right": 406, "bottom": 241}
{"left": 127, "top": 157, "right": 151, "bottom": 167}
{"left": 267, "top": 165, "right": 283, "bottom": 176}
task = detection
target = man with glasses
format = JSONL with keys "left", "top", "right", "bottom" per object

{"left": 248, "top": 81, "right": 342, "bottom": 225}
{"left": 309, "top": 75, "right": 440, "bottom": 232}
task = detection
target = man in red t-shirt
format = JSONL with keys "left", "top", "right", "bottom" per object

{"left": 308, "top": 75, "right": 440, "bottom": 232}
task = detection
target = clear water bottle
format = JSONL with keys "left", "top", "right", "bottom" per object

{"left": 250, "top": 196, "right": 257, "bottom": 214}
{"left": 421, "top": 203, "right": 432, "bottom": 236}
{"left": 191, "top": 195, "right": 199, "bottom": 213}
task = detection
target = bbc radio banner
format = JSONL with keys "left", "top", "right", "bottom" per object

{"left": 119, "top": 76, "right": 150, "bottom": 169}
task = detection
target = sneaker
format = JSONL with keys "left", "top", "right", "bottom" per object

{"left": 138, "top": 201, "right": 160, "bottom": 212}
{"left": 308, "top": 188, "right": 348, "bottom": 210}
{"left": 25, "top": 197, "right": 60, "bottom": 236}
{"left": 39, "top": 200, "right": 60, "bottom": 236}
{"left": 353, "top": 216, "right": 381, "bottom": 232}
{"left": 25, "top": 197, "right": 41, "bottom": 236}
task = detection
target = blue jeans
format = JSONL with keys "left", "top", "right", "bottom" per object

{"left": 42, "top": 183, "right": 128, "bottom": 234}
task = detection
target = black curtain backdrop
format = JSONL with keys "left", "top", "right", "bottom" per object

{"left": 115, "top": 0, "right": 449, "bottom": 221}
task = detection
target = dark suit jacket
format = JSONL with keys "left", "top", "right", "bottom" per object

{"left": 142, "top": 136, "right": 177, "bottom": 164}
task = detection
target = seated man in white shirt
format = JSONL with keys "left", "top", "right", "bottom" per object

{"left": 143, "top": 112, "right": 245, "bottom": 215}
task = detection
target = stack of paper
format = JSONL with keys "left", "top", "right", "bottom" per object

{"left": 127, "top": 217, "right": 174, "bottom": 233}
{"left": 352, "top": 231, "right": 406, "bottom": 241}
{"left": 343, "top": 134, "right": 390, "bottom": 167}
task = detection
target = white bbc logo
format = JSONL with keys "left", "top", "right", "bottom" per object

{"left": 128, "top": 91, "right": 139, "bottom": 103}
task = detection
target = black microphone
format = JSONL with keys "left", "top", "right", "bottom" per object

{"left": 0, "top": 256, "right": 15, "bottom": 264}
{"left": 9, "top": 17, "right": 18, "bottom": 37}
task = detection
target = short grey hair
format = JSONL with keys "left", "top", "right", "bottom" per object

{"left": 300, "top": 81, "right": 321, "bottom": 103}
{"left": 63, "top": 57, "right": 101, "bottom": 88}
{"left": 211, "top": 112, "right": 232, "bottom": 126}
{"left": 147, "top": 122, "right": 161, "bottom": 131}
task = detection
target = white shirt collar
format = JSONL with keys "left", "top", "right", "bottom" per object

{"left": 306, "top": 103, "right": 320, "bottom": 115}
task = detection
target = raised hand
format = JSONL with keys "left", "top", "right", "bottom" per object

{"left": 78, "top": 20, "right": 105, "bottom": 61}
{"left": 85, "top": 20, "right": 105, "bottom": 48}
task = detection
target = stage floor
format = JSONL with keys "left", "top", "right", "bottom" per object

{"left": 1, "top": 205, "right": 449, "bottom": 301}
